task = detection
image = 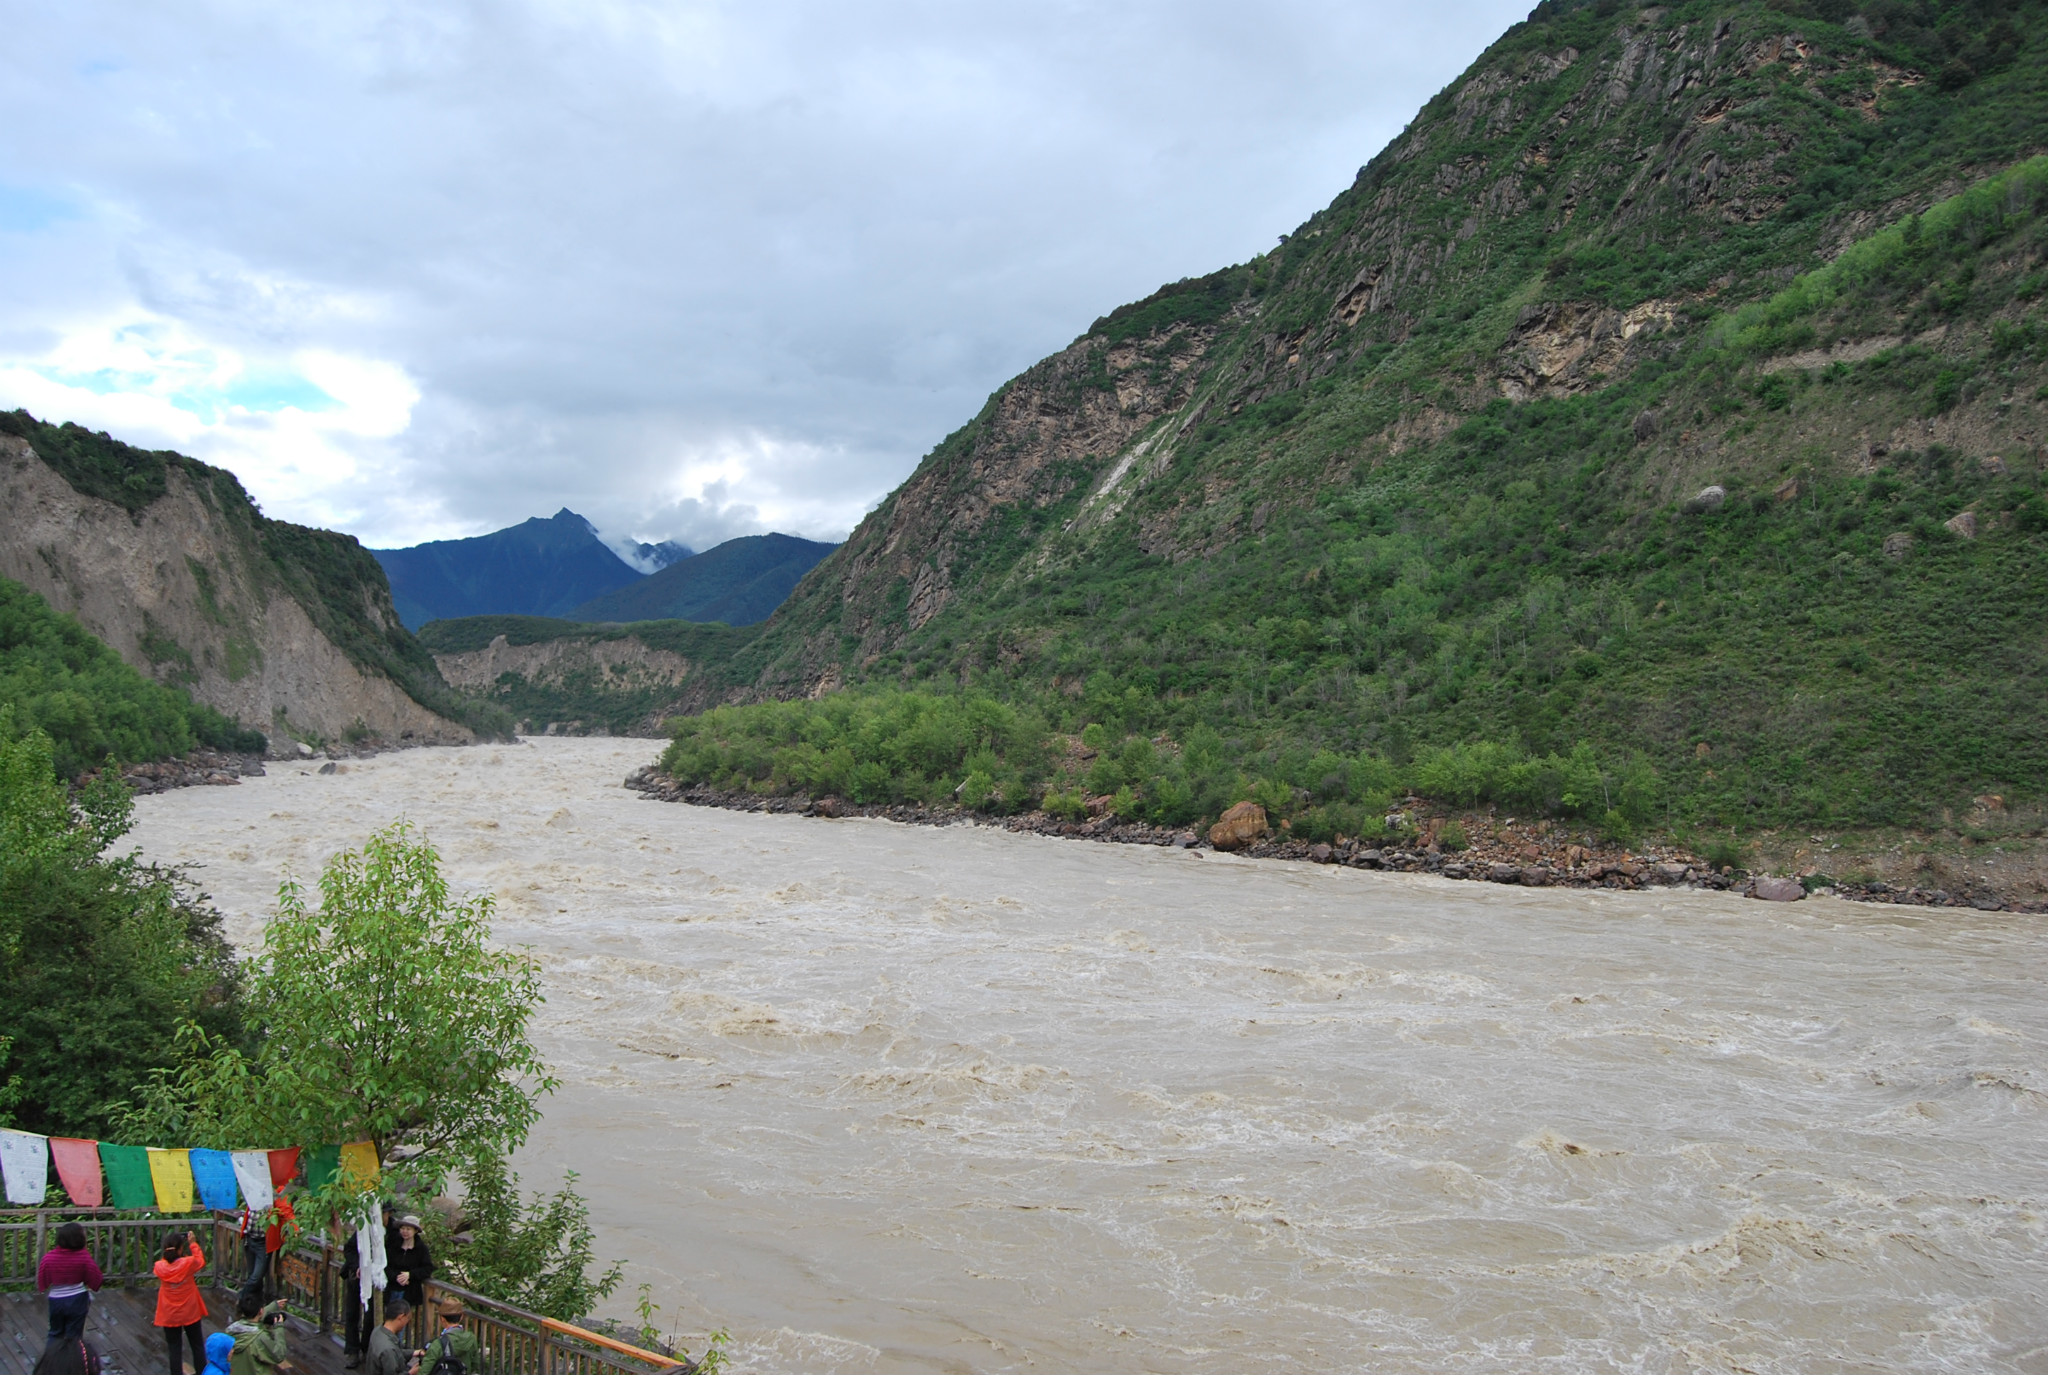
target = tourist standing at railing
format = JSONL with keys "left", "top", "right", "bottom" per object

{"left": 154, "top": 1231, "right": 209, "bottom": 1375}
{"left": 237, "top": 1203, "right": 268, "bottom": 1302}
{"left": 338, "top": 1214, "right": 372, "bottom": 1370}
{"left": 239, "top": 1192, "right": 297, "bottom": 1304}
{"left": 384, "top": 1216, "right": 434, "bottom": 1311}
{"left": 421, "top": 1298, "right": 482, "bottom": 1375}
{"left": 37, "top": 1221, "right": 105, "bottom": 1344}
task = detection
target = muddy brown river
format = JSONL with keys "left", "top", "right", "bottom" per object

{"left": 126, "top": 738, "right": 2048, "bottom": 1373}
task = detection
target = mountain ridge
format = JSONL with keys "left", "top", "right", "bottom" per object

{"left": 568, "top": 532, "right": 840, "bottom": 625}
{"left": 372, "top": 508, "right": 651, "bottom": 629}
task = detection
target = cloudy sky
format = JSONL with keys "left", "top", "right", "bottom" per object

{"left": 1, "top": 0, "right": 1528, "bottom": 556}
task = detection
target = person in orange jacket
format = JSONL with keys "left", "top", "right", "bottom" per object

{"left": 153, "top": 1231, "right": 209, "bottom": 1375}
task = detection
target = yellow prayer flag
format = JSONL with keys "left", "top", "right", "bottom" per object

{"left": 147, "top": 1147, "right": 196, "bottom": 1213}
{"left": 338, "top": 1140, "right": 380, "bottom": 1188}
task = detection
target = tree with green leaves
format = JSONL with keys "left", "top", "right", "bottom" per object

{"left": 0, "top": 709, "right": 243, "bottom": 1136}
{"left": 114, "top": 823, "right": 553, "bottom": 1185}
{"left": 425, "top": 1151, "right": 622, "bottom": 1320}
{"left": 271, "top": 824, "right": 555, "bottom": 1177}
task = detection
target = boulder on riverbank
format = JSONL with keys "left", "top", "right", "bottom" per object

{"left": 1206, "top": 802, "right": 1270, "bottom": 852}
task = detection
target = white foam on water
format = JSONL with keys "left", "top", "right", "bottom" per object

{"left": 127, "top": 738, "right": 2048, "bottom": 1373}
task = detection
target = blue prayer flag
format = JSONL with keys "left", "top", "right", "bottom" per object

{"left": 188, "top": 1147, "right": 240, "bottom": 1210}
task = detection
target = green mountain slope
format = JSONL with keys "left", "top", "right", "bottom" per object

{"left": 619, "top": 0, "right": 2048, "bottom": 836}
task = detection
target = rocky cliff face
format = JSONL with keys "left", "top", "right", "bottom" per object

{"left": 435, "top": 632, "right": 694, "bottom": 693}
{"left": 0, "top": 434, "right": 474, "bottom": 751}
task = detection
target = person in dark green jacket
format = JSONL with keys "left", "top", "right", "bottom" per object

{"left": 420, "top": 1298, "right": 483, "bottom": 1375}
{"left": 226, "top": 1294, "right": 289, "bottom": 1375}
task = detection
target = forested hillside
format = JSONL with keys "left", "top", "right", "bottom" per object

{"left": 0, "top": 577, "right": 263, "bottom": 778}
{"left": 637, "top": 0, "right": 2048, "bottom": 838}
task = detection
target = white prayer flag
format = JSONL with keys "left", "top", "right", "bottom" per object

{"left": 0, "top": 1129, "right": 49, "bottom": 1205}
{"left": 360, "top": 1199, "right": 388, "bottom": 1311}
{"left": 231, "top": 1150, "right": 275, "bottom": 1212}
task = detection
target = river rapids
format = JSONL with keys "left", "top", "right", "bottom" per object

{"left": 125, "top": 737, "right": 2048, "bottom": 1373}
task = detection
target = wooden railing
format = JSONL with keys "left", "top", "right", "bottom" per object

{"left": 2, "top": 1210, "right": 683, "bottom": 1375}
{"left": 1, "top": 1208, "right": 224, "bottom": 1288}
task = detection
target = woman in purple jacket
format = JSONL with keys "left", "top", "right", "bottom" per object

{"left": 37, "top": 1223, "right": 105, "bottom": 1343}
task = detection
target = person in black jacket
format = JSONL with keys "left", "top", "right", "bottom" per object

{"left": 384, "top": 1216, "right": 434, "bottom": 1312}
{"left": 338, "top": 1218, "right": 370, "bottom": 1370}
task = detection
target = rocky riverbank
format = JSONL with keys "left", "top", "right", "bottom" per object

{"left": 80, "top": 747, "right": 268, "bottom": 795}
{"left": 624, "top": 767, "right": 2047, "bottom": 912}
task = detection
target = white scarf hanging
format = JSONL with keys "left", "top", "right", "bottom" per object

{"left": 0, "top": 1130, "right": 48, "bottom": 1205}
{"left": 231, "top": 1151, "right": 275, "bottom": 1212}
{"left": 358, "top": 1199, "right": 388, "bottom": 1311}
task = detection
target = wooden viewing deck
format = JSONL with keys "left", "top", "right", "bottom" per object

{"left": 1, "top": 1283, "right": 354, "bottom": 1375}
{"left": 2, "top": 1211, "right": 683, "bottom": 1375}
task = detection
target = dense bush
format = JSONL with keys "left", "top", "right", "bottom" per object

{"left": 0, "top": 711, "right": 244, "bottom": 1136}
{"left": 657, "top": 688, "right": 1658, "bottom": 840}
{"left": 661, "top": 690, "right": 1053, "bottom": 810}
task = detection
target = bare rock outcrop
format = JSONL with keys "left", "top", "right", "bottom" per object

{"left": 434, "top": 633, "right": 695, "bottom": 692}
{"left": 1206, "top": 801, "right": 1271, "bottom": 852}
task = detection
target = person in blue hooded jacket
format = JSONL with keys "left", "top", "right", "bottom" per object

{"left": 202, "top": 1331, "right": 235, "bottom": 1375}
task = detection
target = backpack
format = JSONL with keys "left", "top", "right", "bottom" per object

{"left": 425, "top": 1334, "right": 465, "bottom": 1375}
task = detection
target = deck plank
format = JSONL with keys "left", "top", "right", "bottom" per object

{"left": 3, "top": 1289, "right": 351, "bottom": 1375}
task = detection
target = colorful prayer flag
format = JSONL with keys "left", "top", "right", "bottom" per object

{"left": 147, "top": 1148, "right": 197, "bottom": 1212}
{"left": 337, "top": 1140, "right": 380, "bottom": 1189}
{"left": 231, "top": 1151, "right": 274, "bottom": 1212}
{"left": 49, "top": 1138, "right": 103, "bottom": 1207}
{"left": 0, "top": 1130, "right": 48, "bottom": 1205}
{"left": 266, "top": 1146, "right": 301, "bottom": 1190}
{"left": 99, "top": 1143, "right": 155, "bottom": 1209}
{"left": 189, "top": 1148, "right": 240, "bottom": 1210}
{"left": 301, "top": 1144, "right": 341, "bottom": 1192}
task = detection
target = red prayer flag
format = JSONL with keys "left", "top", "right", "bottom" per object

{"left": 50, "top": 1138, "right": 103, "bottom": 1206}
{"left": 267, "top": 1147, "right": 301, "bottom": 1189}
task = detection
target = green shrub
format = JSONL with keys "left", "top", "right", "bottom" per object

{"left": 1700, "top": 834, "right": 1747, "bottom": 871}
{"left": 1042, "top": 789, "right": 1088, "bottom": 821}
{"left": 1439, "top": 820, "right": 1469, "bottom": 852}
{"left": 660, "top": 689, "right": 1052, "bottom": 809}
{"left": 0, "top": 710, "right": 244, "bottom": 1135}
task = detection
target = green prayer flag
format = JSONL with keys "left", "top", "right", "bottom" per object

{"left": 98, "top": 1143, "right": 155, "bottom": 1209}
{"left": 301, "top": 1144, "right": 341, "bottom": 1192}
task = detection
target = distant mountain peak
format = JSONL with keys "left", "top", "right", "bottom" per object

{"left": 372, "top": 510, "right": 646, "bottom": 629}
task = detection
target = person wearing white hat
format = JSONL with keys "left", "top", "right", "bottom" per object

{"left": 384, "top": 1216, "right": 435, "bottom": 1311}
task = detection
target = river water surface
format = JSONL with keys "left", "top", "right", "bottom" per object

{"left": 126, "top": 738, "right": 2048, "bottom": 1373}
